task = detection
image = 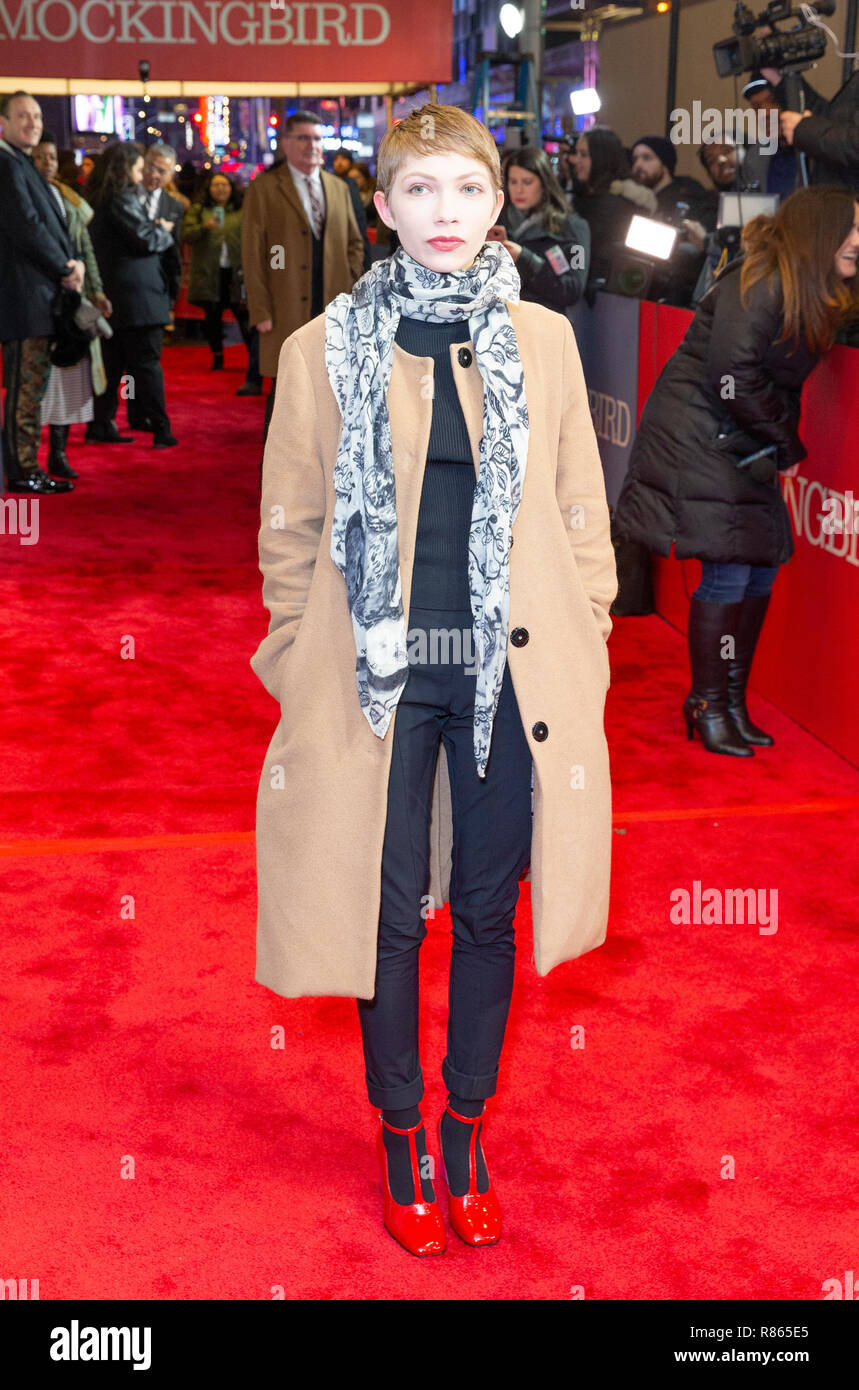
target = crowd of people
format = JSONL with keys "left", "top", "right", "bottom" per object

{"left": 2, "top": 71, "right": 858, "bottom": 499}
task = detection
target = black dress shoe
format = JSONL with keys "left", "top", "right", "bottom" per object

{"left": 153, "top": 431, "right": 178, "bottom": 449}
{"left": 85, "top": 424, "right": 133, "bottom": 444}
{"left": 236, "top": 381, "right": 263, "bottom": 396}
{"left": 6, "top": 469, "right": 73, "bottom": 493}
{"left": 211, "top": 352, "right": 224, "bottom": 371}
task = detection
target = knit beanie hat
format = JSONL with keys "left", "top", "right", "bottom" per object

{"left": 632, "top": 134, "right": 677, "bottom": 175}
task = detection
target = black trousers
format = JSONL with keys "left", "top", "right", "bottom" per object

{"left": 202, "top": 268, "right": 252, "bottom": 356}
{"left": 93, "top": 324, "right": 169, "bottom": 435}
{"left": 245, "top": 328, "right": 262, "bottom": 386}
{"left": 356, "top": 605, "right": 533, "bottom": 1110}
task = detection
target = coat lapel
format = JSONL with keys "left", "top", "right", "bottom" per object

{"left": 26, "top": 155, "right": 70, "bottom": 243}
{"left": 276, "top": 162, "right": 312, "bottom": 233}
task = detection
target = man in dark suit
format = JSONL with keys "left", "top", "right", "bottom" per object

{"left": 0, "top": 89, "right": 84, "bottom": 494}
{"left": 125, "top": 142, "right": 184, "bottom": 432}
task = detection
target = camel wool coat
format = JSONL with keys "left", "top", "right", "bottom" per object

{"left": 251, "top": 295, "right": 618, "bottom": 1000}
{"left": 241, "top": 162, "right": 364, "bottom": 379}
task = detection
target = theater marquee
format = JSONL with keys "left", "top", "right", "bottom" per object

{"left": 0, "top": 1, "right": 453, "bottom": 90}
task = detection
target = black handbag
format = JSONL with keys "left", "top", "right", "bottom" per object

{"left": 609, "top": 507, "right": 655, "bottom": 616}
{"left": 50, "top": 287, "right": 91, "bottom": 368}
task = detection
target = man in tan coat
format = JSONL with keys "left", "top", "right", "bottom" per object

{"left": 241, "top": 109, "right": 364, "bottom": 439}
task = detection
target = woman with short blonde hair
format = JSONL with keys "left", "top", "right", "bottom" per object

{"left": 251, "top": 104, "right": 617, "bottom": 1256}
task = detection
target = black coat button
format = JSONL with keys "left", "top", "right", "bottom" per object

{"left": 457, "top": 347, "right": 472, "bottom": 367}
{"left": 532, "top": 722, "right": 548, "bottom": 741}
{"left": 511, "top": 627, "right": 529, "bottom": 647}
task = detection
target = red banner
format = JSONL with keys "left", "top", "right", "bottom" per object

{"left": 0, "top": 1, "right": 452, "bottom": 85}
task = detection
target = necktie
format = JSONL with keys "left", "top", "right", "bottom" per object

{"left": 304, "top": 173, "right": 324, "bottom": 238}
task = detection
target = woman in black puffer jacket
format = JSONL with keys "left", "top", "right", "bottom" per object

{"left": 613, "top": 185, "right": 859, "bottom": 755}
{"left": 486, "top": 146, "right": 590, "bottom": 315}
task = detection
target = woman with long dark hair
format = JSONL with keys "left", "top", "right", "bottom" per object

{"left": 485, "top": 145, "right": 590, "bottom": 314}
{"left": 569, "top": 125, "right": 657, "bottom": 288}
{"left": 86, "top": 142, "right": 178, "bottom": 447}
{"left": 181, "top": 170, "right": 253, "bottom": 374}
{"left": 613, "top": 186, "right": 859, "bottom": 755}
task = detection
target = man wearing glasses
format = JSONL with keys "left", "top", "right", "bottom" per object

{"left": 242, "top": 110, "right": 364, "bottom": 444}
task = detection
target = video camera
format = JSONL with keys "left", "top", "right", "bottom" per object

{"left": 713, "top": 0, "right": 832, "bottom": 79}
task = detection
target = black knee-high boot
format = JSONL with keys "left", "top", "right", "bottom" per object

{"left": 726, "top": 594, "right": 774, "bottom": 745}
{"left": 47, "top": 424, "right": 77, "bottom": 479}
{"left": 683, "top": 598, "right": 754, "bottom": 756}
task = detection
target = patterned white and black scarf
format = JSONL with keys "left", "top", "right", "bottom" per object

{"left": 324, "top": 239, "right": 529, "bottom": 780}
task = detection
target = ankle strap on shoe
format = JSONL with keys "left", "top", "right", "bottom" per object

{"left": 378, "top": 1112, "right": 424, "bottom": 1136}
{"left": 444, "top": 1103, "right": 484, "bottom": 1126}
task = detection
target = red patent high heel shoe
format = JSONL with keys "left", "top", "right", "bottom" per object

{"left": 437, "top": 1104, "right": 502, "bottom": 1246}
{"left": 376, "top": 1113, "right": 446, "bottom": 1256}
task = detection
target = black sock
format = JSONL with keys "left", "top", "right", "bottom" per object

{"left": 440, "top": 1093, "right": 489, "bottom": 1197}
{"left": 381, "top": 1105, "right": 436, "bottom": 1204}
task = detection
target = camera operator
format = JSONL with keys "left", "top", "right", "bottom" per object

{"left": 740, "top": 72, "right": 802, "bottom": 198}
{"left": 758, "top": 24, "right": 859, "bottom": 192}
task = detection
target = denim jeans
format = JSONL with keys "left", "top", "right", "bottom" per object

{"left": 693, "top": 561, "right": 779, "bottom": 603}
{"left": 356, "top": 605, "right": 533, "bottom": 1110}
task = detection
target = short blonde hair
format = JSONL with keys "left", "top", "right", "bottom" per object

{"left": 375, "top": 103, "right": 502, "bottom": 200}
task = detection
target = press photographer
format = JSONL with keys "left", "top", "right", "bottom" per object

{"left": 773, "top": 58, "right": 859, "bottom": 192}
{"left": 713, "top": 1, "right": 859, "bottom": 192}
{"left": 630, "top": 134, "right": 714, "bottom": 304}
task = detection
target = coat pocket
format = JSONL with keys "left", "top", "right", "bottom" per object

{"left": 713, "top": 424, "right": 759, "bottom": 456}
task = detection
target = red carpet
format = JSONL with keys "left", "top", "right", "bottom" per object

{"left": 2, "top": 340, "right": 857, "bottom": 1299}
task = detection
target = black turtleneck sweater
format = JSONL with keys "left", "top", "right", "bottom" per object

{"left": 394, "top": 315, "right": 475, "bottom": 610}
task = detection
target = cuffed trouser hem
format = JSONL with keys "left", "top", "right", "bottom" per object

{"left": 441, "top": 1057, "right": 499, "bottom": 1101}
{"left": 365, "top": 1072, "right": 424, "bottom": 1111}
